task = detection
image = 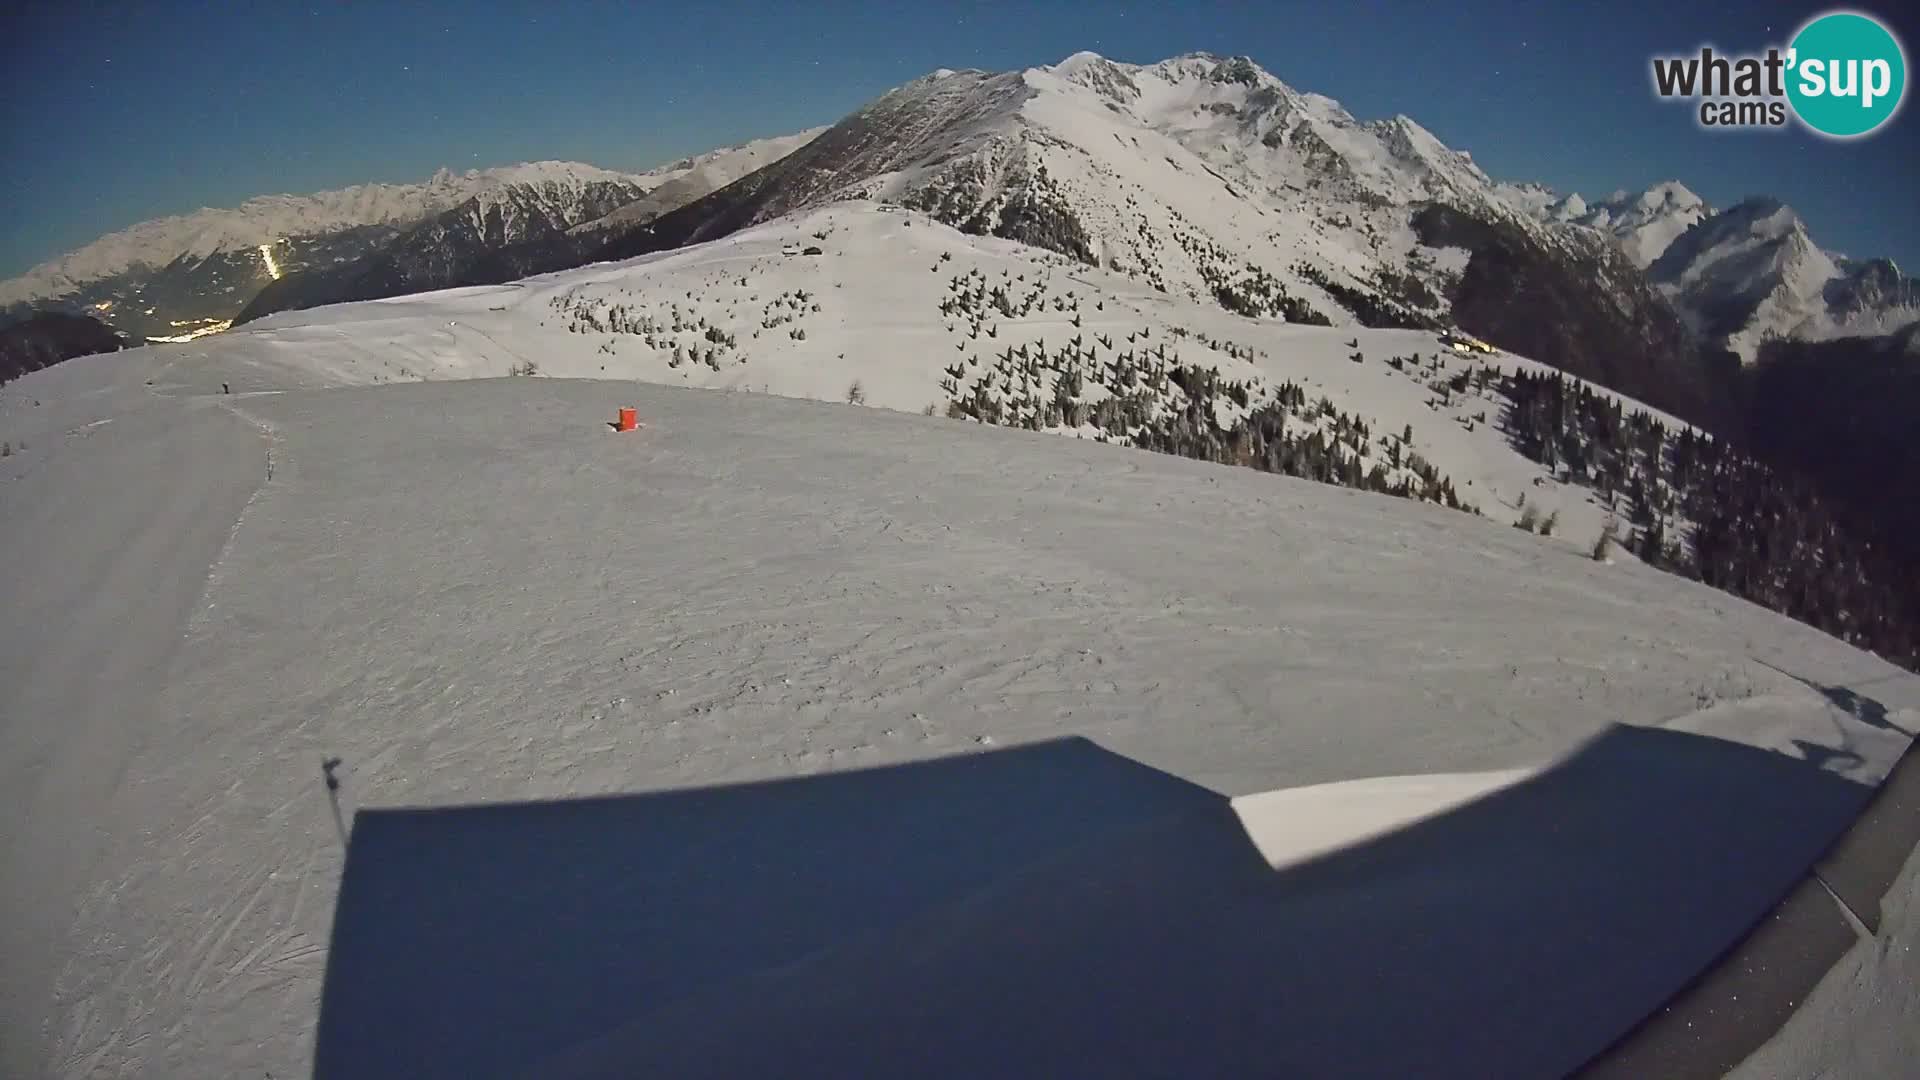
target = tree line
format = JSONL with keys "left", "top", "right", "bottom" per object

{"left": 1499, "top": 368, "right": 1919, "bottom": 669}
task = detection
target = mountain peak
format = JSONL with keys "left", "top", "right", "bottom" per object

{"left": 911, "top": 65, "right": 989, "bottom": 86}
{"left": 1144, "top": 52, "right": 1274, "bottom": 87}
{"left": 1718, "top": 195, "right": 1797, "bottom": 234}
{"left": 1379, "top": 113, "right": 1446, "bottom": 147}
{"left": 1550, "top": 193, "right": 1589, "bottom": 220}
{"left": 1206, "top": 55, "right": 1266, "bottom": 86}
{"left": 1642, "top": 194, "right": 1895, "bottom": 362}
{"left": 1539, "top": 181, "right": 1714, "bottom": 268}
{"left": 1045, "top": 51, "right": 1142, "bottom": 102}
{"left": 1637, "top": 180, "right": 1703, "bottom": 210}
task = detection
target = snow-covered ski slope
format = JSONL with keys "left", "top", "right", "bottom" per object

{"left": 209, "top": 204, "right": 1684, "bottom": 549}
{"left": 2, "top": 283, "right": 1916, "bottom": 1076}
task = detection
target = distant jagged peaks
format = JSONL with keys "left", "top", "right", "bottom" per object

{"left": 1549, "top": 193, "right": 1590, "bottom": 220}
{"left": 570, "top": 129, "right": 829, "bottom": 236}
{"left": 1651, "top": 195, "right": 1808, "bottom": 279}
{"left": 1703, "top": 195, "right": 1798, "bottom": 236}
{"left": 1048, "top": 50, "right": 1143, "bottom": 102}
{"left": 1048, "top": 50, "right": 1281, "bottom": 98}
{"left": 0, "top": 159, "right": 659, "bottom": 305}
{"left": 1027, "top": 53, "right": 1909, "bottom": 360}
{"left": 1638, "top": 180, "right": 1705, "bottom": 210}
{"left": 1051, "top": 50, "right": 1324, "bottom": 98}
{"left": 0, "top": 135, "right": 855, "bottom": 316}
{"left": 1643, "top": 193, "right": 1920, "bottom": 361}
{"left": 1531, "top": 180, "right": 1711, "bottom": 269}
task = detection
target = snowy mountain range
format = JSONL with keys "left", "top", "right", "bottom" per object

{"left": 0, "top": 136, "right": 821, "bottom": 341}
{"left": 5, "top": 51, "right": 1915, "bottom": 374}
{"left": 230, "top": 172, "right": 655, "bottom": 325}
{"left": 1499, "top": 180, "right": 1918, "bottom": 363}
{"left": 1644, "top": 197, "right": 1920, "bottom": 361}
{"left": 614, "top": 52, "right": 1573, "bottom": 298}
{"left": 603, "top": 51, "right": 1914, "bottom": 378}
{"left": 1546, "top": 182, "right": 1711, "bottom": 269}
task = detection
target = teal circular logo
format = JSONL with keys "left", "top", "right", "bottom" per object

{"left": 1786, "top": 11, "right": 1907, "bottom": 138}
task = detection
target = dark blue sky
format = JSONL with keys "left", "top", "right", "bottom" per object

{"left": 4, "top": 1, "right": 1915, "bottom": 276}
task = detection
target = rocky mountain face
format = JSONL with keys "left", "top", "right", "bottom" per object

{"left": 232, "top": 132, "right": 827, "bottom": 327}
{"left": 2, "top": 163, "right": 648, "bottom": 340}
{"left": 234, "top": 178, "right": 650, "bottom": 323}
{"left": 570, "top": 129, "right": 828, "bottom": 236}
{"left": 1643, "top": 198, "right": 1919, "bottom": 363}
{"left": 1411, "top": 203, "right": 1736, "bottom": 429}
{"left": 2, "top": 167, "right": 507, "bottom": 304}
{"left": 0, "top": 312, "right": 127, "bottom": 385}
{"left": 596, "top": 68, "right": 1045, "bottom": 263}
{"left": 1490, "top": 181, "right": 1919, "bottom": 366}
{"left": 1549, "top": 182, "right": 1712, "bottom": 269}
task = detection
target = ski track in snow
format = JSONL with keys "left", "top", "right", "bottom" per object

{"left": 0, "top": 352, "right": 269, "bottom": 1079}
{"left": 1, "top": 209, "right": 1916, "bottom": 1077}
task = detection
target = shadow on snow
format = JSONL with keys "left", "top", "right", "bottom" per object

{"left": 314, "top": 726, "right": 1882, "bottom": 1079}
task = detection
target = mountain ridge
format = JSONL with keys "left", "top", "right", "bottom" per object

{"left": 1, "top": 135, "right": 829, "bottom": 340}
{"left": 1662, "top": 199, "right": 1918, "bottom": 362}
{"left": 0, "top": 160, "right": 647, "bottom": 302}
